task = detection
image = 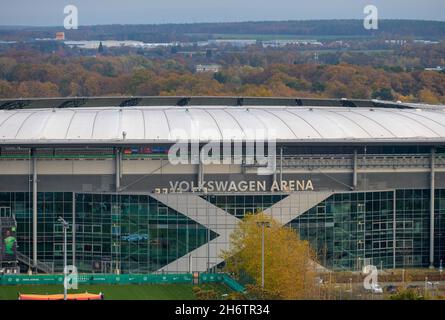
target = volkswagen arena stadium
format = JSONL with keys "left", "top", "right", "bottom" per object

{"left": 1, "top": 96, "right": 445, "bottom": 275}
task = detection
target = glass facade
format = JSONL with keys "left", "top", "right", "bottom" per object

{"left": 289, "top": 190, "right": 434, "bottom": 270}
{"left": 0, "top": 192, "right": 217, "bottom": 273}
{"left": 435, "top": 189, "right": 445, "bottom": 267}
{"left": 1, "top": 189, "right": 444, "bottom": 273}
{"left": 202, "top": 194, "right": 288, "bottom": 218}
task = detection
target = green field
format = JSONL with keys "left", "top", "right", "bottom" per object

{"left": 0, "top": 284, "right": 231, "bottom": 300}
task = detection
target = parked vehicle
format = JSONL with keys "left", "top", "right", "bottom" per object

{"left": 371, "top": 284, "right": 383, "bottom": 294}
{"left": 385, "top": 285, "right": 398, "bottom": 293}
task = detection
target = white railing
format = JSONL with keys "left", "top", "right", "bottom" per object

{"left": 243, "top": 154, "right": 444, "bottom": 170}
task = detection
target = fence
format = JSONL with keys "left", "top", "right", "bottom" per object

{"left": 198, "top": 273, "right": 246, "bottom": 293}
{"left": 0, "top": 273, "right": 245, "bottom": 292}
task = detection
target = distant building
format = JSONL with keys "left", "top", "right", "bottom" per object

{"left": 195, "top": 64, "right": 222, "bottom": 73}
{"left": 55, "top": 32, "right": 65, "bottom": 41}
{"left": 198, "top": 39, "right": 257, "bottom": 48}
{"left": 63, "top": 40, "right": 174, "bottom": 49}
{"left": 414, "top": 40, "right": 440, "bottom": 45}
{"left": 262, "top": 39, "right": 323, "bottom": 48}
{"left": 385, "top": 39, "right": 407, "bottom": 45}
{"left": 425, "top": 66, "right": 444, "bottom": 72}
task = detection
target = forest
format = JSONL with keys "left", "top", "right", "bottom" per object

{"left": 0, "top": 43, "right": 444, "bottom": 104}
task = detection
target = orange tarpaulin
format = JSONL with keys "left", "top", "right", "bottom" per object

{"left": 18, "top": 292, "right": 104, "bottom": 300}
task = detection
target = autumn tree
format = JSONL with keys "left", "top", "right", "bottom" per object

{"left": 223, "top": 212, "right": 317, "bottom": 300}
{"left": 418, "top": 88, "right": 440, "bottom": 104}
{"left": 0, "top": 80, "right": 16, "bottom": 98}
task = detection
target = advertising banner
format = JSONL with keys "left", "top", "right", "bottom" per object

{"left": 1, "top": 226, "right": 17, "bottom": 265}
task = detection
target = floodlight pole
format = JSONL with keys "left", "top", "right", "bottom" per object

{"left": 257, "top": 221, "right": 271, "bottom": 289}
{"left": 58, "top": 217, "right": 69, "bottom": 301}
{"left": 261, "top": 223, "right": 265, "bottom": 289}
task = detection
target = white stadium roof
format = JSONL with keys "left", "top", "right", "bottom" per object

{"left": 1, "top": 102, "right": 445, "bottom": 145}
{"left": 0, "top": 97, "right": 445, "bottom": 145}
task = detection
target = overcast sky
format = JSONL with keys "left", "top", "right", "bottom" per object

{"left": 0, "top": 0, "right": 444, "bottom": 26}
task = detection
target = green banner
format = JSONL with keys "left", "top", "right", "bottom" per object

{"left": 0, "top": 273, "right": 244, "bottom": 292}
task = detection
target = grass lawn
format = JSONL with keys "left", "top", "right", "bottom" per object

{"left": 0, "top": 283, "right": 231, "bottom": 300}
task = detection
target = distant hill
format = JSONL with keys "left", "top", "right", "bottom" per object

{"left": 0, "top": 20, "right": 444, "bottom": 42}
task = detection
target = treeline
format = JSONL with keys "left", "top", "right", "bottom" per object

{"left": 1, "top": 20, "right": 445, "bottom": 42}
{"left": 0, "top": 52, "right": 444, "bottom": 104}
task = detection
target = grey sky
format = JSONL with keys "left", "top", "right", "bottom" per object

{"left": 0, "top": 0, "right": 444, "bottom": 26}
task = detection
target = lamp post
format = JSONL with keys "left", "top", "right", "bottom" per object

{"left": 257, "top": 221, "right": 271, "bottom": 289}
{"left": 58, "top": 217, "right": 69, "bottom": 301}
{"left": 349, "top": 278, "right": 353, "bottom": 300}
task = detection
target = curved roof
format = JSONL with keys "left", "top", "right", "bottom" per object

{"left": 1, "top": 105, "right": 445, "bottom": 145}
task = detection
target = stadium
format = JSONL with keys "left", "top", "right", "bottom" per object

{"left": 0, "top": 96, "right": 445, "bottom": 275}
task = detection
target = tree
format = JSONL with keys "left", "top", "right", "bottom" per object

{"left": 389, "top": 288, "right": 426, "bottom": 300}
{"left": 372, "top": 88, "right": 394, "bottom": 101}
{"left": 0, "top": 80, "right": 16, "bottom": 98}
{"left": 17, "top": 81, "right": 59, "bottom": 97}
{"left": 418, "top": 88, "right": 440, "bottom": 104}
{"left": 193, "top": 286, "right": 219, "bottom": 300}
{"left": 98, "top": 42, "right": 104, "bottom": 54}
{"left": 222, "top": 213, "right": 317, "bottom": 300}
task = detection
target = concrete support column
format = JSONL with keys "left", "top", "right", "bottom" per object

{"left": 32, "top": 149, "right": 37, "bottom": 269}
{"left": 115, "top": 148, "right": 121, "bottom": 192}
{"left": 353, "top": 149, "right": 358, "bottom": 190}
{"left": 430, "top": 148, "right": 436, "bottom": 268}
{"left": 393, "top": 189, "right": 397, "bottom": 269}
{"left": 72, "top": 192, "right": 76, "bottom": 267}
{"left": 198, "top": 147, "right": 204, "bottom": 189}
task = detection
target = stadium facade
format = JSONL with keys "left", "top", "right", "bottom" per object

{"left": 0, "top": 96, "right": 445, "bottom": 274}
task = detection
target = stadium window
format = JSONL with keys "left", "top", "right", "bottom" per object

{"left": 316, "top": 205, "right": 326, "bottom": 215}
{"left": 111, "top": 226, "right": 121, "bottom": 235}
{"left": 54, "top": 243, "right": 63, "bottom": 254}
{"left": 158, "top": 207, "right": 168, "bottom": 216}
{"left": 401, "top": 240, "right": 413, "bottom": 249}
{"left": 112, "top": 244, "right": 120, "bottom": 254}
{"left": 53, "top": 244, "right": 72, "bottom": 255}
{"left": 404, "top": 256, "right": 413, "bottom": 266}
{"left": 405, "top": 221, "right": 413, "bottom": 229}
{"left": 53, "top": 224, "right": 63, "bottom": 233}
